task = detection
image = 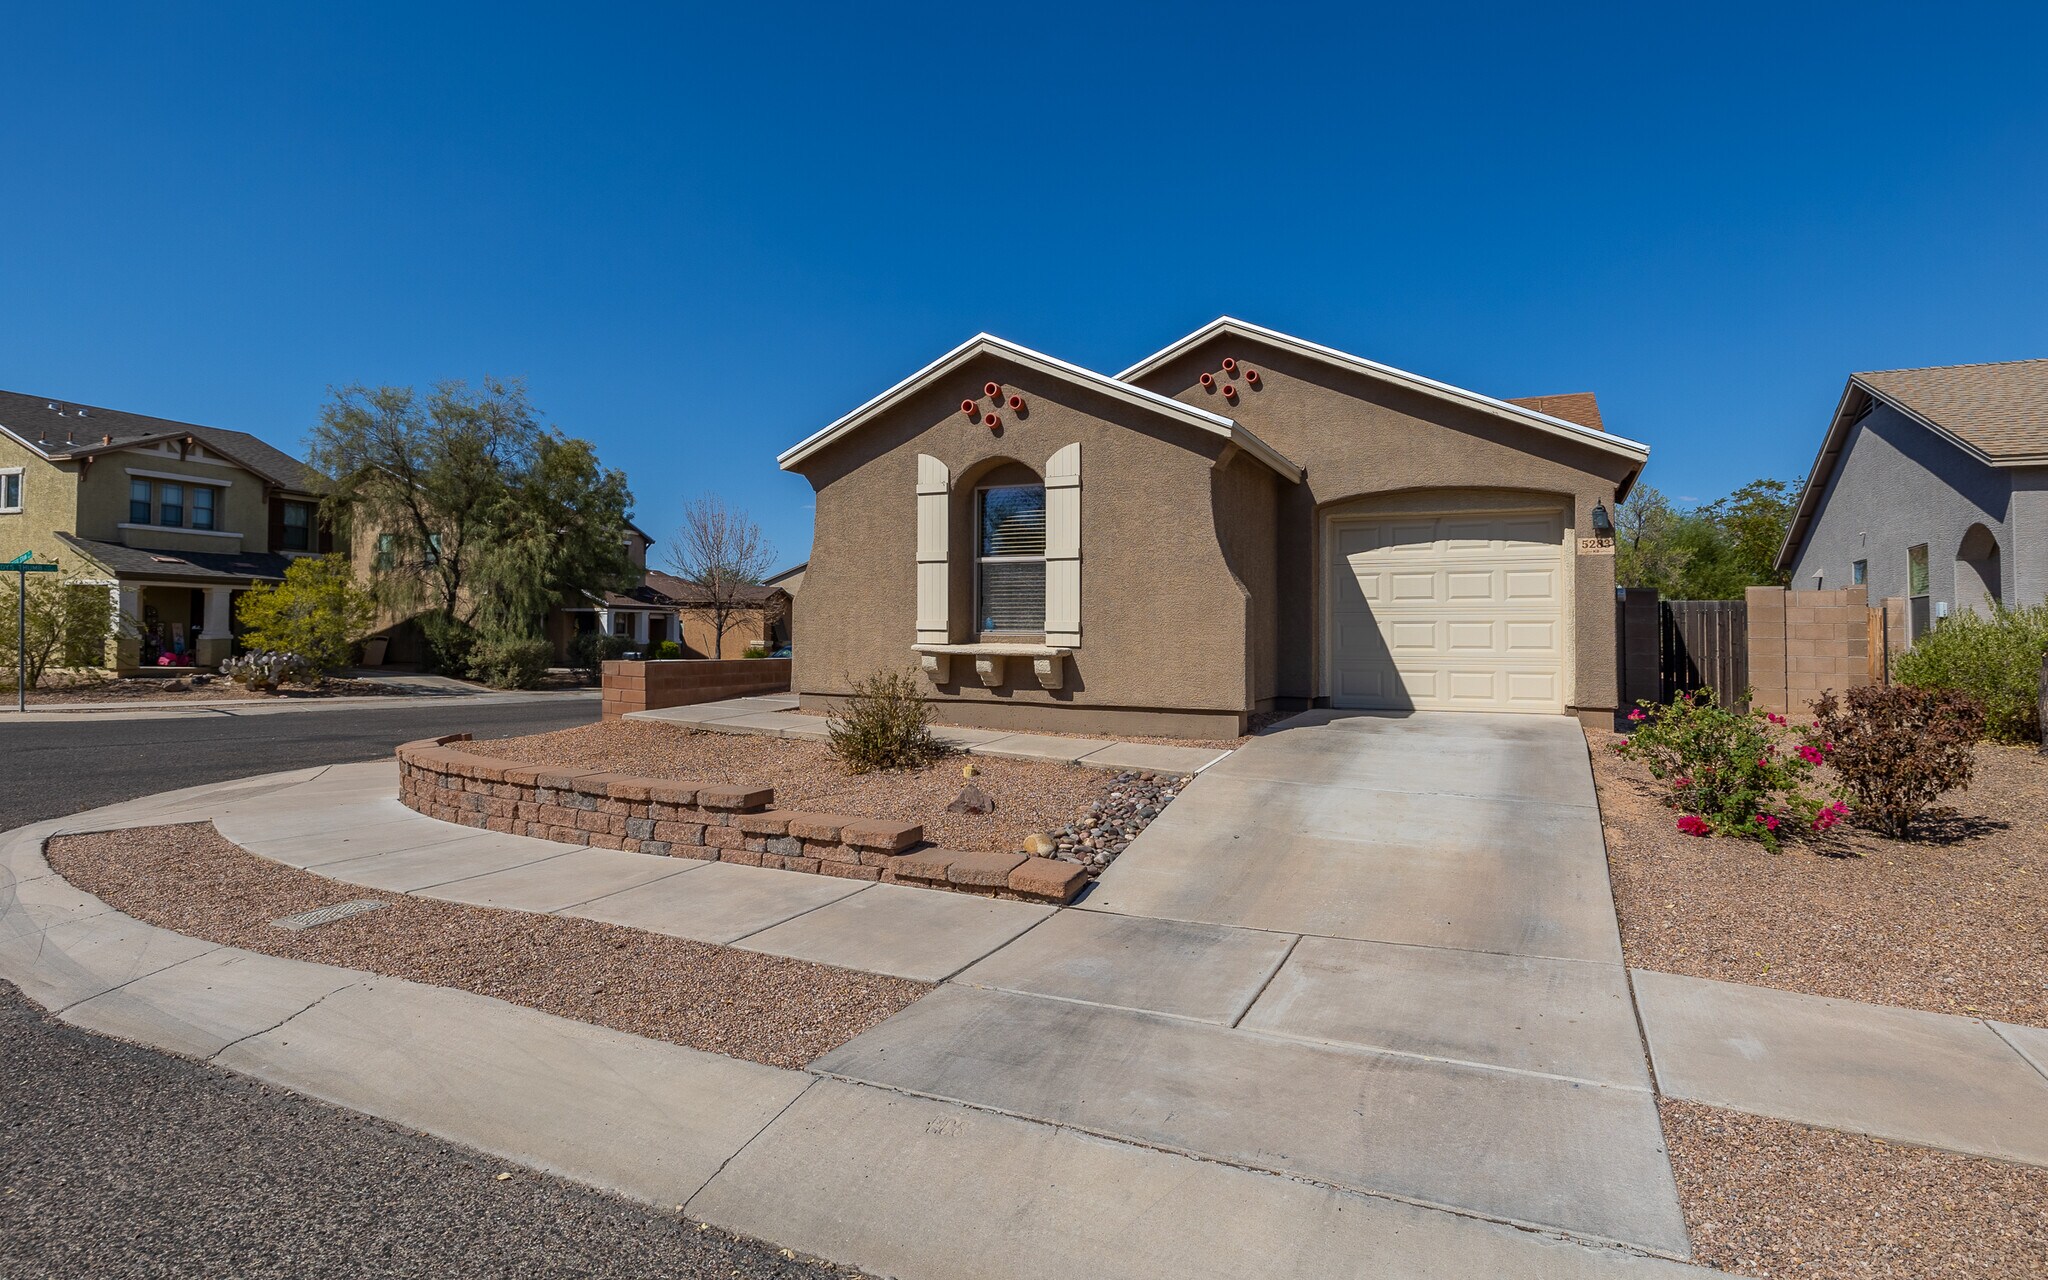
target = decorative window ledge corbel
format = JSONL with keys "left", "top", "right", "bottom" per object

{"left": 911, "top": 642, "right": 1073, "bottom": 691}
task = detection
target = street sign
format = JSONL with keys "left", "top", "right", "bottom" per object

{"left": 8, "top": 553, "right": 64, "bottom": 712}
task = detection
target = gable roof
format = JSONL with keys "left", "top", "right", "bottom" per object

{"left": 777, "top": 333, "right": 1303, "bottom": 481}
{"left": 1775, "top": 358, "right": 2048, "bottom": 570}
{"left": 55, "top": 532, "right": 295, "bottom": 584}
{"left": 643, "top": 569, "right": 788, "bottom": 606}
{"left": 1506, "top": 393, "right": 1604, "bottom": 432}
{"left": 1118, "top": 318, "right": 1650, "bottom": 468}
{"left": 0, "top": 389, "right": 326, "bottom": 492}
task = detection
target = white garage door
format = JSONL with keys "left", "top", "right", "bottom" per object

{"left": 1327, "top": 508, "right": 1566, "bottom": 713}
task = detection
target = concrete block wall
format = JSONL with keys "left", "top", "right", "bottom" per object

{"left": 1746, "top": 586, "right": 1874, "bottom": 715}
{"left": 601, "top": 658, "right": 792, "bottom": 721}
{"left": 393, "top": 735, "right": 1087, "bottom": 903}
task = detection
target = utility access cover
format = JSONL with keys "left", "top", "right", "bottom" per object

{"left": 270, "top": 899, "right": 388, "bottom": 931}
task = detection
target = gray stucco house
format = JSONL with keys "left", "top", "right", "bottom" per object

{"left": 1778, "top": 359, "right": 2048, "bottom": 639}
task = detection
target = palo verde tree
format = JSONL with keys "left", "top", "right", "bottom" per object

{"left": 308, "top": 378, "right": 636, "bottom": 671}
{"left": 1615, "top": 477, "right": 1799, "bottom": 600}
{"left": 666, "top": 494, "right": 779, "bottom": 659}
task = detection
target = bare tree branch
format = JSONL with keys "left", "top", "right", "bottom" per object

{"left": 665, "top": 495, "right": 775, "bottom": 658}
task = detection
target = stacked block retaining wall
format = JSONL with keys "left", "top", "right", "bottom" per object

{"left": 394, "top": 735, "right": 1086, "bottom": 904}
{"left": 1745, "top": 585, "right": 1874, "bottom": 716}
{"left": 601, "top": 658, "right": 792, "bottom": 721}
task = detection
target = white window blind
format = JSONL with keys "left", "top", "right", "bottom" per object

{"left": 979, "top": 485, "right": 1046, "bottom": 633}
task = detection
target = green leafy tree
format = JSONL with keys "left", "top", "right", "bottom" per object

{"left": 1616, "top": 478, "right": 1799, "bottom": 599}
{"left": 234, "top": 554, "right": 375, "bottom": 675}
{"left": 308, "top": 378, "right": 637, "bottom": 670}
{"left": 1614, "top": 484, "right": 1693, "bottom": 595}
{"left": 1698, "top": 479, "right": 1797, "bottom": 590}
{"left": 6, "top": 577, "right": 119, "bottom": 688}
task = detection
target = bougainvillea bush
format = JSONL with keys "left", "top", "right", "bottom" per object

{"left": 1807, "top": 685, "right": 1982, "bottom": 839}
{"left": 1614, "top": 690, "right": 1831, "bottom": 850}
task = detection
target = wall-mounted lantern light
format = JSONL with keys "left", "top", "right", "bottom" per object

{"left": 1590, "top": 501, "right": 1614, "bottom": 537}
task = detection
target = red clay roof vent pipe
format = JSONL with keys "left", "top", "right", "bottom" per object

{"left": 984, "top": 382, "right": 1002, "bottom": 399}
{"left": 961, "top": 399, "right": 979, "bottom": 415}
{"left": 1221, "top": 357, "right": 1237, "bottom": 373}
{"left": 984, "top": 413, "right": 1002, "bottom": 429}
{"left": 1244, "top": 369, "right": 1260, "bottom": 386}
{"left": 1223, "top": 384, "right": 1238, "bottom": 399}
{"left": 1199, "top": 372, "right": 1215, "bottom": 388}
{"left": 1007, "top": 395, "right": 1025, "bottom": 411}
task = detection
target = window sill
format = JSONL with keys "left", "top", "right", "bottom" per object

{"left": 912, "top": 642, "right": 1071, "bottom": 690}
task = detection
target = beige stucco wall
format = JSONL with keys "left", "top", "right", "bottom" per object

{"left": 0, "top": 435, "right": 82, "bottom": 566}
{"left": 1128, "top": 335, "right": 1637, "bottom": 716}
{"left": 71, "top": 448, "right": 271, "bottom": 551}
{"left": 790, "top": 352, "right": 1262, "bottom": 729}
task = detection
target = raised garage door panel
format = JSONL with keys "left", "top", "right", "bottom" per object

{"left": 1328, "top": 509, "right": 1565, "bottom": 713}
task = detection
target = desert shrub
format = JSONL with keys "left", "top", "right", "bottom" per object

{"left": 1808, "top": 685, "right": 1983, "bottom": 839}
{"left": 1893, "top": 603, "right": 2048, "bottom": 743}
{"left": 220, "top": 649, "right": 313, "bottom": 690}
{"left": 6, "top": 576, "right": 119, "bottom": 687}
{"left": 653, "top": 639, "right": 682, "bottom": 660}
{"left": 570, "top": 631, "right": 631, "bottom": 681}
{"left": 468, "top": 630, "right": 551, "bottom": 689}
{"left": 827, "top": 667, "right": 941, "bottom": 773}
{"left": 420, "top": 613, "right": 479, "bottom": 677}
{"left": 742, "top": 643, "right": 770, "bottom": 659}
{"left": 234, "top": 555, "right": 374, "bottom": 675}
{"left": 1614, "top": 689, "right": 1824, "bottom": 849}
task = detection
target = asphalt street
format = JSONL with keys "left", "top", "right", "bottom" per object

{"left": 1, "top": 698, "right": 858, "bottom": 1279}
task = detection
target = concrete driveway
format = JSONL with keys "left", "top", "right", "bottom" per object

{"left": 817, "top": 710, "right": 1692, "bottom": 1257}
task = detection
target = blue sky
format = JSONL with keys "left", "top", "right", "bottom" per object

{"left": 5, "top": 3, "right": 2045, "bottom": 563}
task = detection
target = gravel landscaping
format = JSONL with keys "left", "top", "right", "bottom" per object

{"left": 458, "top": 718, "right": 1138, "bottom": 857}
{"left": 47, "top": 822, "right": 927, "bottom": 1070}
{"left": 1591, "top": 728, "right": 2048, "bottom": 1026}
{"left": 10, "top": 673, "right": 430, "bottom": 704}
{"left": 1662, "top": 1099, "right": 2048, "bottom": 1279}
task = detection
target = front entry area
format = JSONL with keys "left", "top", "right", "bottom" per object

{"left": 1325, "top": 503, "right": 1567, "bottom": 713}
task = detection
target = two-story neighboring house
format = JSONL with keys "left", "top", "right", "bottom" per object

{"left": 1777, "top": 360, "right": 2048, "bottom": 641}
{"left": 0, "top": 390, "right": 332, "bottom": 671}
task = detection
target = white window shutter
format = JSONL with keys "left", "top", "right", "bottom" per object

{"left": 1044, "top": 442, "right": 1081, "bottom": 647}
{"left": 916, "top": 454, "right": 949, "bottom": 643}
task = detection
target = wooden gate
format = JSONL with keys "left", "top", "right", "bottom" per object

{"left": 1614, "top": 590, "right": 1750, "bottom": 712}
{"left": 1661, "top": 600, "right": 1748, "bottom": 709}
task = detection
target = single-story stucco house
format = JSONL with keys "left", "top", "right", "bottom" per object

{"left": 1777, "top": 358, "right": 2048, "bottom": 640}
{"left": 778, "top": 318, "right": 1649, "bottom": 736}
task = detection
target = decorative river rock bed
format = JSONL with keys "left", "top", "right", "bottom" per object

{"left": 1040, "top": 771, "right": 1190, "bottom": 871}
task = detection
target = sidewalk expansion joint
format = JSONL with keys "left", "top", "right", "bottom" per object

{"left": 207, "top": 980, "right": 365, "bottom": 1062}
{"left": 682, "top": 1077, "right": 822, "bottom": 1214}
{"left": 802, "top": 1070, "right": 1694, "bottom": 1266}
{"left": 1984, "top": 1021, "right": 2048, "bottom": 1087}
{"left": 49, "top": 939, "right": 227, "bottom": 1018}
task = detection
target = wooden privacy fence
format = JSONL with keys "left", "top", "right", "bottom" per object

{"left": 1614, "top": 591, "right": 1749, "bottom": 711}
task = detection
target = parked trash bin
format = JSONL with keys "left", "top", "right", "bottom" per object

{"left": 361, "top": 636, "right": 389, "bottom": 667}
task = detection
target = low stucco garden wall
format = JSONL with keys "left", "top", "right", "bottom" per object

{"left": 600, "top": 657, "right": 791, "bottom": 721}
{"left": 395, "top": 735, "right": 1088, "bottom": 904}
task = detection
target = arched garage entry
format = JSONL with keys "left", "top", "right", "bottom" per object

{"left": 1323, "top": 490, "right": 1572, "bottom": 713}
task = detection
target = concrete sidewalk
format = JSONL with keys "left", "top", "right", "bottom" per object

{"left": 12, "top": 727, "right": 2045, "bottom": 1277}
{"left": 0, "top": 773, "right": 1711, "bottom": 1278}
{"left": 627, "top": 695, "right": 1232, "bottom": 775}
{"left": 0, "top": 687, "right": 596, "bottom": 725}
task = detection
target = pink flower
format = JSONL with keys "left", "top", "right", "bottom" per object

{"left": 1796, "top": 745, "right": 1825, "bottom": 765}
{"left": 1676, "top": 815, "right": 1711, "bottom": 836}
{"left": 1673, "top": 775, "right": 1693, "bottom": 788}
{"left": 1757, "top": 757, "right": 1771, "bottom": 768}
{"left": 1766, "top": 712, "right": 1786, "bottom": 725}
{"left": 1813, "top": 801, "right": 1849, "bottom": 832}
{"left": 1754, "top": 813, "right": 1780, "bottom": 831}
{"left": 1627, "top": 708, "right": 1646, "bottom": 722}
{"left": 1822, "top": 740, "right": 1836, "bottom": 753}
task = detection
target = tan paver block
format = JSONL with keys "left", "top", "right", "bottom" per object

{"left": 818, "top": 861, "right": 882, "bottom": 882}
{"left": 840, "top": 819, "right": 923, "bottom": 852}
{"left": 735, "top": 812, "right": 793, "bottom": 837}
{"left": 1007, "top": 857, "right": 1089, "bottom": 902}
{"left": 890, "top": 848, "right": 957, "bottom": 883}
{"left": 643, "top": 781, "right": 700, "bottom": 806}
{"left": 948, "top": 851, "right": 1027, "bottom": 888}
{"left": 695, "top": 785, "right": 774, "bottom": 812}
{"left": 785, "top": 813, "right": 854, "bottom": 842}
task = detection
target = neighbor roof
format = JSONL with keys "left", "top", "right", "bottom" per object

{"left": 644, "top": 570, "right": 787, "bottom": 606}
{"left": 1775, "top": 358, "right": 2048, "bottom": 570}
{"left": 1118, "top": 318, "right": 1650, "bottom": 469}
{"left": 55, "top": 532, "right": 296, "bottom": 584}
{"left": 0, "top": 389, "right": 326, "bottom": 492}
{"left": 777, "top": 333, "right": 1303, "bottom": 482}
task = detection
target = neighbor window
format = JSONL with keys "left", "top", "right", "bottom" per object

{"left": 190, "top": 485, "right": 215, "bottom": 531}
{"left": 977, "top": 484, "right": 1047, "bottom": 634}
{"left": 1907, "top": 544, "right": 1931, "bottom": 640}
{"left": 1851, "top": 559, "right": 1866, "bottom": 586}
{"left": 158, "top": 483, "right": 184, "bottom": 529}
{"left": 130, "top": 479, "right": 152, "bottom": 523}
{"left": 373, "top": 533, "right": 396, "bottom": 571}
{"left": 0, "top": 468, "right": 21, "bottom": 514}
{"left": 280, "top": 500, "right": 313, "bottom": 551}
